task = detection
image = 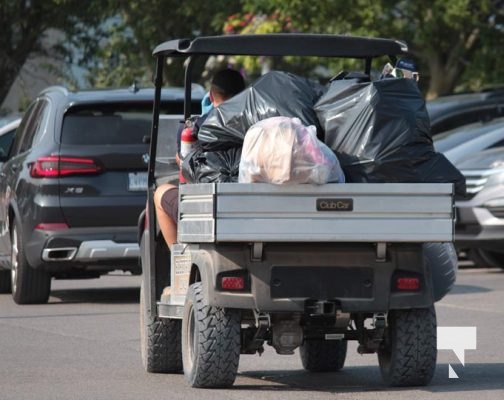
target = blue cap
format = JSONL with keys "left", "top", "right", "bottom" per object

{"left": 395, "top": 58, "right": 417, "bottom": 72}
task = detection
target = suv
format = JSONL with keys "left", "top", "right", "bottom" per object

{"left": 0, "top": 85, "right": 203, "bottom": 304}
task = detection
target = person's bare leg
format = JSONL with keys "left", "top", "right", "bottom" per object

{"left": 153, "top": 183, "right": 178, "bottom": 250}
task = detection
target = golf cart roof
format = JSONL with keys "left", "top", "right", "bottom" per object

{"left": 153, "top": 34, "right": 408, "bottom": 58}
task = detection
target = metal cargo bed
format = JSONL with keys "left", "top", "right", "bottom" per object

{"left": 178, "top": 183, "right": 454, "bottom": 243}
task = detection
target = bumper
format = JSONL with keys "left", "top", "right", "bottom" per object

{"left": 25, "top": 226, "right": 140, "bottom": 273}
{"left": 179, "top": 242, "right": 434, "bottom": 313}
{"left": 455, "top": 200, "right": 504, "bottom": 253}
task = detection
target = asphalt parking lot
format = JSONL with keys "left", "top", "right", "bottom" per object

{"left": 0, "top": 264, "right": 503, "bottom": 400}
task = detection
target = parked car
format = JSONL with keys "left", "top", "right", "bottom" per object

{"left": 0, "top": 85, "right": 203, "bottom": 304}
{"left": 434, "top": 118, "right": 504, "bottom": 268}
{"left": 427, "top": 87, "right": 504, "bottom": 135}
{"left": 434, "top": 118, "right": 504, "bottom": 164}
{"left": 0, "top": 114, "right": 22, "bottom": 129}
{"left": 0, "top": 117, "right": 20, "bottom": 161}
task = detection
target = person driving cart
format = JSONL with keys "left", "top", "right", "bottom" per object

{"left": 153, "top": 68, "right": 246, "bottom": 250}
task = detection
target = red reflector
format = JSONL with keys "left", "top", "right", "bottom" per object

{"left": 35, "top": 223, "right": 69, "bottom": 231}
{"left": 396, "top": 277, "right": 420, "bottom": 291}
{"left": 221, "top": 276, "right": 245, "bottom": 290}
{"left": 30, "top": 156, "right": 102, "bottom": 178}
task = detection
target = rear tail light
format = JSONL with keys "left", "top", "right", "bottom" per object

{"left": 217, "top": 271, "right": 249, "bottom": 291}
{"left": 30, "top": 156, "right": 102, "bottom": 178}
{"left": 221, "top": 276, "right": 245, "bottom": 290}
{"left": 35, "top": 223, "right": 69, "bottom": 230}
{"left": 396, "top": 277, "right": 420, "bottom": 291}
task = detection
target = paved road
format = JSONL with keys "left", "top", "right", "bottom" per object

{"left": 0, "top": 266, "right": 503, "bottom": 400}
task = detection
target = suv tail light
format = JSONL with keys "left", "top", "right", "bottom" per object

{"left": 30, "top": 156, "right": 102, "bottom": 178}
{"left": 35, "top": 223, "right": 69, "bottom": 230}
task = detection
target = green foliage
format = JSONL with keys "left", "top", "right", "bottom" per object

{"left": 86, "top": 0, "right": 243, "bottom": 88}
{"left": 0, "top": 0, "right": 116, "bottom": 108}
{"left": 239, "top": 0, "right": 504, "bottom": 97}
{"left": 1, "top": 0, "right": 503, "bottom": 103}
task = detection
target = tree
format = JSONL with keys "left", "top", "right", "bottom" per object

{"left": 238, "top": 0, "right": 504, "bottom": 98}
{"left": 0, "top": 0, "right": 115, "bottom": 112}
{"left": 86, "top": 0, "right": 243, "bottom": 88}
{"left": 3, "top": 0, "right": 502, "bottom": 106}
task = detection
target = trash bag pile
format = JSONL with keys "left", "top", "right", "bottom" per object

{"left": 179, "top": 69, "right": 461, "bottom": 301}
{"left": 182, "top": 69, "right": 465, "bottom": 197}
{"left": 314, "top": 77, "right": 466, "bottom": 195}
{"left": 197, "top": 71, "right": 326, "bottom": 153}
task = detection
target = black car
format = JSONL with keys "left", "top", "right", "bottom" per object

{"left": 427, "top": 87, "right": 504, "bottom": 135}
{"left": 0, "top": 85, "right": 203, "bottom": 304}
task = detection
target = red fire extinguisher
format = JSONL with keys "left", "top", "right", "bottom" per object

{"left": 179, "top": 119, "right": 196, "bottom": 184}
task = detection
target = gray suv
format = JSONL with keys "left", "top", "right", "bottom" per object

{"left": 0, "top": 85, "right": 202, "bottom": 304}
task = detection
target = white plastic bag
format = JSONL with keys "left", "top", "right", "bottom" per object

{"left": 238, "top": 116, "right": 345, "bottom": 184}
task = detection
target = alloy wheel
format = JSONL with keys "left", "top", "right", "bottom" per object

{"left": 10, "top": 226, "right": 18, "bottom": 294}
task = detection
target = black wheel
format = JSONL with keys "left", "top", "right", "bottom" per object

{"left": 469, "top": 248, "right": 504, "bottom": 269}
{"left": 140, "top": 281, "right": 182, "bottom": 373}
{"left": 300, "top": 339, "right": 347, "bottom": 372}
{"left": 0, "top": 270, "right": 11, "bottom": 293}
{"left": 378, "top": 306, "right": 437, "bottom": 386}
{"left": 182, "top": 282, "right": 241, "bottom": 388}
{"left": 11, "top": 219, "right": 51, "bottom": 304}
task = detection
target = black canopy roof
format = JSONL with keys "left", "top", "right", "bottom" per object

{"left": 153, "top": 34, "right": 408, "bottom": 59}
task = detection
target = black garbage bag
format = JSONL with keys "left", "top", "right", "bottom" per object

{"left": 314, "top": 78, "right": 466, "bottom": 196}
{"left": 198, "top": 70, "right": 326, "bottom": 151}
{"left": 424, "top": 242, "right": 458, "bottom": 302}
{"left": 181, "top": 147, "right": 242, "bottom": 183}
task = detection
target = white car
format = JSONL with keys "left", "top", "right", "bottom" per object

{"left": 434, "top": 118, "right": 504, "bottom": 268}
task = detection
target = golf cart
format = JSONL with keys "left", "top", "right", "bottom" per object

{"left": 139, "top": 34, "right": 456, "bottom": 388}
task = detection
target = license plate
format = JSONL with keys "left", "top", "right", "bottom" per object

{"left": 128, "top": 172, "right": 148, "bottom": 191}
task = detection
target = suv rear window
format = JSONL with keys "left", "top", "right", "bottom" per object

{"left": 62, "top": 107, "right": 152, "bottom": 145}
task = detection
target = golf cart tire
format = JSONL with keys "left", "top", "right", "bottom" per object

{"left": 182, "top": 282, "right": 241, "bottom": 388}
{"left": 378, "top": 306, "right": 437, "bottom": 386}
{"left": 140, "top": 282, "right": 182, "bottom": 373}
{"left": 300, "top": 339, "right": 348, "bottom": 372}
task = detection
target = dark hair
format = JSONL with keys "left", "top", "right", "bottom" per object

{"left": 211, "top": 69, "right": 246, "bottom": 98}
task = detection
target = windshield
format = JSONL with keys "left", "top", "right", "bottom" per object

{"left": 62, "top": 107, "right": 152, "bottom": 145}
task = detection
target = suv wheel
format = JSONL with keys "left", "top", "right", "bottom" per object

{"left": 378, "top": 306, "right": 437, "bottom": 386}
{"left": 300, "top": 339, "right": 347, "bottom": 372}
{"left": 140, "top": 281, "right": 182, "bottom": 372}
{"left": 469, "top": 248, "right": 504, "bottom": 269}
{"left": 182, "top": 282, "right": 240, "bottom": 388}
{"left": 11, "top": 219, "right": 51, "bottom": 304}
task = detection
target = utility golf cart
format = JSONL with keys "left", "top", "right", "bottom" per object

{"left": 139, "top": 34, "right": 456, "bottom": 388}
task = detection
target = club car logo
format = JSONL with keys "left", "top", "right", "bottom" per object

{"left": 316, "top": 198, "right": 353, "bottom": 211}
